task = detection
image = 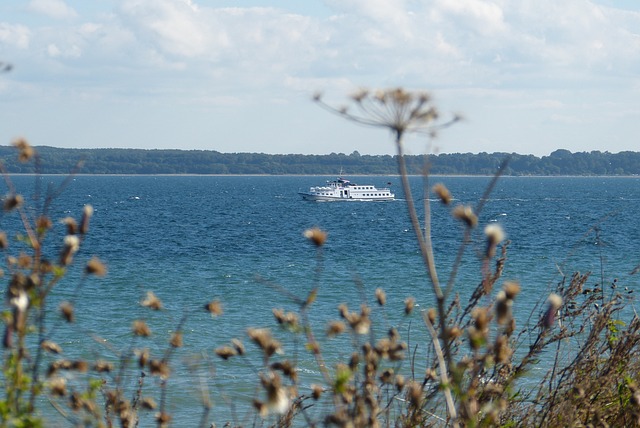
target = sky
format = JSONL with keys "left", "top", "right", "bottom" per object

{"left": 1, "top": 0, "right": 639, "bottom": 156}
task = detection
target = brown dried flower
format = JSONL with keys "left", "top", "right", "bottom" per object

{"left": 215, "top": 346, "right": 237, "bottom": 360}
{"left": 149, "top": 359, "right": 170, "bottom": 378}
{"left": 80, "top": 205, "right": 93, "bottom": 235}
{"left": 41, "top": 340, "right": 63, "bottom": 354}
{"left": 303, "top": 227, "right": 327, "bottom": 247}
{"left": 169, "top": 331, "right": 183, "bottom": 348}
{"left": 3, "top": 194, "right": 23, "bottom": 212}
{"left": 453, "top": 204, "right": 478, "bottom": 228}
{"left": 141, "top": 291, "right": 163, "bottom": 310}
{"left": 204, "top": 300, "right": 223, "bottom": 316}
{"left": 404, "top": 297, "right": 415, "bottom": 315}
{"left": 85, "top": 257, "right": 107, "bottom": 276}
{"left": 132, "top": 320, "right": 151, "bottom": 337}
{"left": 59, "top": 301, "right": 74, "bottom": 323}
{"left": 94, "top": 360, "right": 114, "bottom": 373}
{"left": 432, "top": 183, "right": 452, "bottom": 205}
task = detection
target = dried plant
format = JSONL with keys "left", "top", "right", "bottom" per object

{"left": 1, "top": 90, "right": 639, "bottom": 428}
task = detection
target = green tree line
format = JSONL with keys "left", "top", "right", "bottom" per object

{"left": 1, "top": 146, "right": 639, "bottom": 175}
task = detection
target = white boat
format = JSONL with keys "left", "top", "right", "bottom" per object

{"left": 299, "top": 177, "right": 395, "bottom": 201}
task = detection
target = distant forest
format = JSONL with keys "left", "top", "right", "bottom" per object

{"left": 1, "top": 146, "right": 639, "bottom": 176}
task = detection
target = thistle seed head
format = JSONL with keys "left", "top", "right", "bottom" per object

{"left": 453, "top": 204, "right": 478, "bottom": 228}
{"left": 404, "top": 297, "right": 415, "bottom": 315}
{"left": 205, "top": 300, "right": 223, "bottom": 316}
{"left": 3, "top": 194, "right": 23, "bottom": 212}
{"left": 132, "top": 320, "right": 151, "bottom": 337}
{"left": 85, "top": 257, "right": 107, "bottom": 276}
{"left": 59, "top": 301, "right": 74, "bottom": 323}
{"left": 12, "top": 138, "right": 34, "bottom": 162}
{"left": 303, "top": 227, "right": 327, "bottom": 247}
{"left": 141, "top": 291, "right": 163, "bottom": 310}
{"left": 215, "top": 346, "right": 237, "bottom": 360}
{"left": 432, "top": 183, "right": 452, "bottom": 205}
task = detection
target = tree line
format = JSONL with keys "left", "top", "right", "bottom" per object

{"left": 0, "top": 146, "right": 638, "bottom": 175}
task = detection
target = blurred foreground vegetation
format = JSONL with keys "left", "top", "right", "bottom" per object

{"left": 1, "top": 146, "right": 639, "bottom": 175}
{"left": 2, "top": 89, "right": 640, "bottom": 427}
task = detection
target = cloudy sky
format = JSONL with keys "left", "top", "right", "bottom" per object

{"left": 1, "top": 0, "right": 639, "bottom": 156}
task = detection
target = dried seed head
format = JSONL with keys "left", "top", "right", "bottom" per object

{"left": 395, "top": 374, "right": 406, "bottom": 392}
{"left": 447, "top": 326, "right": 463, "bottom": 339}
{"left": 94, "top": 360, "right": 114, "bottom": 373}
{"left": 41, "top": 340, "right": 63, "bottom": 354}
{"left": 543, "top": 293, "right": 563, "bottom": 329}
{"left": 468, "top": 326, "right": 485, "bottom": 350}
{"left": 338, "top": 303, "right": 349, "bottom": 319}
{"left": 60, "top": 235, "right": 80, "bottom": 266}
{"left": 407, "top": 381, "right": 423, "bottom": 407}
{"left": 484, "top": 224, "right": 505, "bottom": 257}
{"left": 49, "top": 377, "right": 67, "bottom": 397}
{"left": 326, "top": 320, "right": 346, "bottom": 337}
{"left": 12, "top": 138, "right": 34, "bottom": 162}
{"left": 404, "top": 297, "right": 415, "bottom": 315}
{"left": 485, "top": 223, "right": 505, "bottom": 246}
{"left": 154, "top": 411, "right": 172, "bottom": 427}
{"left": 311, "top": 384, "right": 323, "bottom": 400}
{"left": 36, "top": 216, "right": 53, "bottom": 231}
{"left": 472, "top": 307, "right": 490, "bottom": 332}
{"left": 214, "top": 346, "right": 237, "bottom": 360}
{"left": 10, "top": 290, "right": 28, "bottom": 312}
{"left": 253, "top": 400, "right": 268, "bottom": 418}
{"left": 204, "top": 300, "right": 223, "bottom": 316}
{"left": 136, "top": 348, "right": 150, "bottom": 368}
{"left": 503, "top": 281, "right": 521, "bottom": 300}
{"left": 303, "top": 227, "right": 327, "bottom": 247}
{"left": 80, "top": 205, "right": 93, "bottom": 235}
{"left": 494, "top": 335, "right": 512, "bottom": 364}
{"left": 3, "top": 194, "right": 23, "bottom": 212}
{"left": 149, "top": 359, "right": 170, "bottom": 378}
{"left": 432, "top": 183, "right": 452, "bottom": 205}
{"left": 375, "top": 288, "right": 386, "bottom": 306}
{"left": 18, "top": 253, "right": 32, "bottom": 269}
{"left": 141, "top": 397, "right": 157, "bottom": 410}
{"left": 453, "top": 204, "right": 478, "bottom": 228}
{"left": 169, "top": 331, "right": 183, "bottom": 348}
{"left": 247, "top": 328, "right": 282, "bottom": 357}
{"left": 72, "top": 360, "right": 89, "bottom": 372}
{"left": 349, "top": 352, "right": 360, "bottom": 370}
{"left": 141, "top": 291, "right": 163, "bottom": 310}
{"left": 272, "top": 308, "right": 299, "bottom": 328}
{"left": 132, "top": 320, "right": 151, "bottom": 337}
{"left": 350, "top": 88, "right": 369, "bottom": 103}
{"left": 59, "top": 301, "right": 74, "bottom": 322}
{"left": 380, "top": 368, "right": 394, "bottom": 384}
{"left": 495, "top": 291, "right": 512, "bottom": 325}
{"left": 427, "top": 308, "right": 437, "bottom": 325}
{"left": 61, "top": 217, "right": 78, "bottom": 235}
{"left": 271, "top": 360, "right": 297, "bottom": 382}
{"left": 85, "top": 257, "right": 107, "bottom": 276}
{"left": 261, "top": 371, "right": 290, "bottom": 415}
{"left": 231, "top": 338, "right": 245, "bottom": 355}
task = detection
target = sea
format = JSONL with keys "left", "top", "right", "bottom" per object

{"left": 2, "top": 175, "right": 640, "bottom": 426}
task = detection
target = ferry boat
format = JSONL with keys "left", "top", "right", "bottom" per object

{"left": 299, "top": 177, "right": 395, "bottom": 201}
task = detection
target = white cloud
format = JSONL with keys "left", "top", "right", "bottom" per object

{"left": 1, "top": 0, "right": 640, "bottom": 155}
{"left": 27, "top": 0, "right": 78, "bottom": 20}
{"left": 0, "top": 23, "right": 31, "bottom": 49}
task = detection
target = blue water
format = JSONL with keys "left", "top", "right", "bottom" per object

{"left": 2, "top": 175, "right": 640, "bottom": 426}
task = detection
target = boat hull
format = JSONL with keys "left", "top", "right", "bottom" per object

{"left": 299, "top": 192, "right": 394, "bottom": 202}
